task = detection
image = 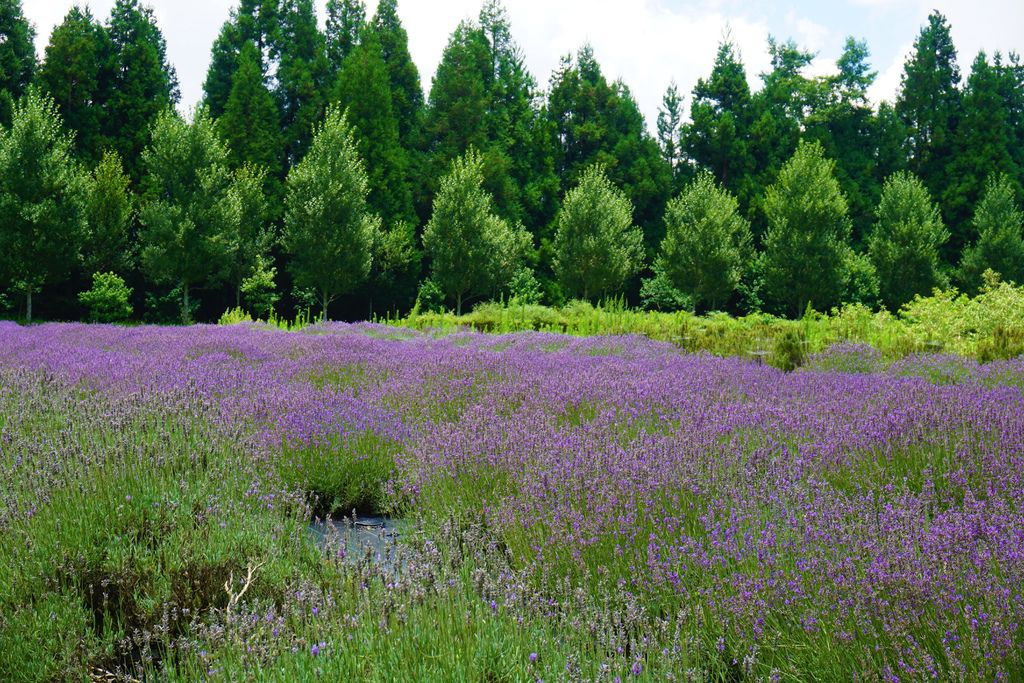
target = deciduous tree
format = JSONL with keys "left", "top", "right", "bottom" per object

{"left": 282, "top": 107, "right": 379, "bottom": 318}
{"left": 658, "top": 172, "right": 752, "bottom": 311}
{"left": 139, "top": 109, "right": 238, "bottom": 323}
{"left": 868, "top": 171, "right": 948, "bottom": 310}
{"left": 422, "top": 149, "right": 530, "bottom": 313}
{"left": 760, "top": 141, "right": 852, "bottom": 316}
{"left": 959, "top": 174, "right": 1024, "bottom": 292}
{"left": 553, "top": 165, "right": 644, "bottom": 301}
{"left": 0, "top": 93, "right": 88, "bottom": 322}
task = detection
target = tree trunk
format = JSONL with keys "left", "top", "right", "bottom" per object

{"left": 235, "top": 285, "right": 241, "bottom": 309}
{"left": 182, "top": 281, "right": 191, "bottom": 325}
{"left": 456, "top": 292, "right": 462, "bottom": 316}
{"left": 25, "top": 287, "right": 32, "bottom": 324}
{"left": 322, "top": 290, "right": 330, "bottom": 321}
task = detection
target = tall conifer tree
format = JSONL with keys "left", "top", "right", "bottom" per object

{"left": 944, "top": 51, "right": 1021, "bottom": 252}
{"left": 38, "top": 7, "right": 113, "bottom": 163}
{"left": 0, "top": 0, "right": 35, "bottom": 126}
{"left": 105, "top": 0, "right": 180, "bottom": 180}
{"left": 896, "top": 11, "right": 961, "bottom": 226}
{"left": 334, "top": 30, "right": 414, "bottom": 227}
{"left": 219, "top": 41, "right": 283, "bottom": 180}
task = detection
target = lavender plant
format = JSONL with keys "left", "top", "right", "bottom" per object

{"left": 1, "top": 321, "right": 1022, "bottom": 680}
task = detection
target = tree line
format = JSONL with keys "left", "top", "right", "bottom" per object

{"left": 0, "top": 0, "right": 1022, "bottom": 323}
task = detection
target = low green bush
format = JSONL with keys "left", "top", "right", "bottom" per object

{"left": 78, "top": 272, "right": 133, "bottom": 323}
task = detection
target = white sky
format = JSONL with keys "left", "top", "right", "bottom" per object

{"left": 24, "top": 0, "right": 1024, "bottom": 133}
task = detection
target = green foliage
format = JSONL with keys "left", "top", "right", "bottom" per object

{"left": 105, "top": 0, "right": 180, "bottom": 179}
{"left": 547, "top": 45, "right": 671, "bottom": 250}
{"left": 842, "top": 249, "right": 881, "bottom": 308}
{"left": 803, "top": 37, "right": 882, "bottom": 241}
{"left": 508, "top": 267, "right": 543, "bottom": 305}
{"left": 896, "top": 11, "right": 961, "bottom": 239}
{"left": 219, "top": 41, "right": 283, "bottom": 179}
{"left": 639, "top": 267, "right": 692, "bottom": 312}
{"left": 415, "top": 278, "right": 445, "bottom": 314}
{"left": 0, "top": 91, "right": 89, "bottom": 323}
{"left": 37, "top": 6, "right": 111, "bottom": 162}
{"left": 369, "top": 0, "right": 423, "bottom": 151}
{"left": 658, "top": 172, "right": 752, "bottom": 311}
{"left": 684, "top": 40, "right": 755, "bottom": 211}
{"left": 395, "top": 277, "right": 1024, "bottom": 361}
{"left": 283, "top": 107, "right": 379, "bottom": 318}
{"left": 0, "top": 0, "right": 35, "bottom": 126}
{"left": 84, "top": 150, "right": 134, "bottom": 276}
{"left": 768, "top": 327, "right": 807, "bottom": 371}
{"left": 761, "top": 140, "right": 853, "bottom": 316}
{"left": 363, "top": 219, "right": 422, "bottom": 316}
{"left": 275, "top": 0, "right": 330, "bottom": 164}
{"left": 278, "top": 429, "right": 401, "bottom": 516}
{"left": 868, "top": 171, "right": 948, "bottom": 310}
{"left": 139, "top": 108, "right": 238, "bottom": 324}
{"left": 423, "top": 149, "right": 531, "bottom": 314}
{"left": 959, "top": 174, "right": 1024, "bottom": 292}
{"left": 240, "top": 254, "right": 280, "bottom": 318}
{"left": 944, "top": 51, "right": 1020, "bottom": 244}
{"left": 78, "top": 271, "right": 133, "bottom": 323}
{"left": 334, "top": 29, "right": 415, "bottom": 226}
{"left": 553, "top": 165, "right": 644, "bottom": 301}
{"left": 325, "top": 0, "right": 365, "bottom": 73}
{"left": 227, "top": 163, "right": 274, "bottom": 306}
{"left": 656, "top": 81, "right": 685, "bottom": 186}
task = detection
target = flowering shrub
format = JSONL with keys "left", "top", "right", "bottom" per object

{"left": 1, "top": 322, "right": 1023, "bottom": 680}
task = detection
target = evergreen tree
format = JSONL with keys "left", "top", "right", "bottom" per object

{"left": 37, "top": 7, "right": 113, "bottom": 163}
{"left": 657, "top": 82, "right": 686, "bottom": 189}
{"left": 275, "top": 0, "right": 329, "bottom": 164}
{"left": 0, "top": 92, "right": 88, "bottom": 323}
{"left": 761, "top": 141, "right": 852, "bottom": 316}
{"left": 548, "top": 45, "right": 671, "bottom": 250}
{"left": 334, "top": 30, "right": 414, "bottom": 226}
{"left": 684, "top": 40, "right": 755, "bottom": 211}
{"left": 875, "top": 101, "right": 907, "bottom": 183}
{"left": 0, "top": 0, "right": 35, "bottom": 126}
{"left": 84, "top": 151, "right": 134, "bottom": 276}
{"left": 868, "top": 171, "right": 948, "bottom": 310}
{"left": 944, "top": 51, "right": 1021, "bottom": 250}
{"left": 368, "top": 0, "right": 425, "bottom": 221}
{"left": 204, "top": 18, "right": 245, "bottom": 119}
{"left": 748, "top": 37, "right": 814, "bottom": 225}
{"left": 203, "top": 0, "right": 280, "bottom": 119}
{"left": 425, "top": 4, "right": 558, "bottom": 233}
{"left": 422, "top": 149, "right": 530, "bottom": 314}
{"left": 997, "top": 54, "right": 1024, "bottom": 182}
{"left": 552, "top": 164, "right": 644, "bottom": 301}
{"left": 105, "top": 0, "right": 180, "bottom": 180}
{"left": 896, "top": 11, "right": 961, "bottom": 226}
{"left": 805, "top": 38, "right": 881, "bottom": 243}
{"left": 425, "top": 22, "right": 490, "bottom": 180}
{"left": 325, "top": 0, "right": 365, "bottom": 75}
{"left": 657, "top": 172, "right": 752, "bottom": 311}
{"left": 139, "top": 109, "right": 238, "bottom": 324}
{"left": 959, "top": 174, "right": 1024, "bottom": 291}
{"left": 282, "top": 107, "right": 380, "bottom": 318}
{"left": 219, "top": 40, "right": 283, "bottom": 180}
{"left": 370, "top": 0, "right": 423, "bottom": 151}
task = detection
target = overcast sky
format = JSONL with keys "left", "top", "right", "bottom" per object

{"left": 25, "top": 0, "right": 1024, "bottom": 132}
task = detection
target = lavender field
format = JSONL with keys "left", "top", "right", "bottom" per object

{"left": 1, "top": 322, "right": 1023, "bottom": 681}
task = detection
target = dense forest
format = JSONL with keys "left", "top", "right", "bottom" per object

{"left": 0, "top": 0, "right": 1022, "bottom": 323}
